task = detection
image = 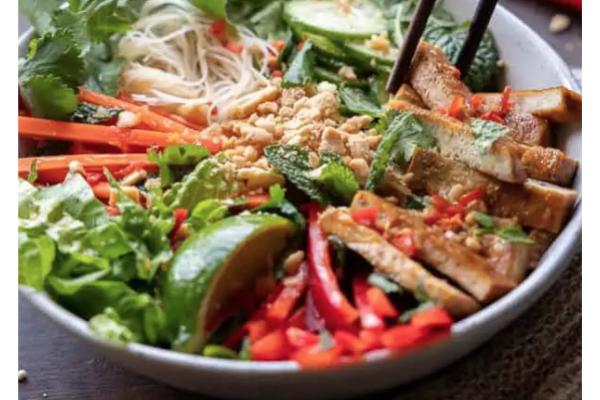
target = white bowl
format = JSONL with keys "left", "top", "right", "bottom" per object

{"left": 18, "top": 1, "right": 582, "bottom": 399}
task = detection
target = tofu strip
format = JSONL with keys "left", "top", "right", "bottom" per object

{"left": 476, "top": 87, "right": 582, "bottom": 124}
{"left": 319, "top": 208, "right": 480, "bottom": 317}
{"left": 351, "top": 191, "right": 516, "bottom": 298}
{"left": 408, "top": 41, "right": 551, "bottom": 146}
{"left": 407, "top": 148, "right": 578, "bottom": 233}
{"left": 389, "top": 99, "right": 526, "bottom": 183}
{"left": 389, "top": 100, "right": 578, "bottom": 185}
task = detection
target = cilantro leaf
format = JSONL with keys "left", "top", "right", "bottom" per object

{"left": 496, "top": 227, "right": 535, "bottom": 244}
{"left": 473, "top": 212, "right": 534, "bottom": 244}
{"left": 19, "top": 0, "right": 60, "bottom": 34}
{"left": 147, "top": 144, "right": 210, "bottom": 188}
{"left": 283, "top": 41, "right": 315, "bottom": 88}
{"left": 470, "top": 119, "right": 509, "bottom": 154}
{"left": 19, "top": 30, "right": 85, "bottom": 89}
{"left": 20, "top": 75, "right": 79, "bottom": 120}
{"left": 366, "top": 112, "right": 434, "bottom": 191}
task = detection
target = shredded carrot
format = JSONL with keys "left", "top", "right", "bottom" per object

{"left": 79, "top": 87, "right": 193, "bottom": 134}
{"left": 18, "top": 154, "right": 156, "bottom": 183}
{"left": 19, "top": 116, "right": 220, "bottom": 153}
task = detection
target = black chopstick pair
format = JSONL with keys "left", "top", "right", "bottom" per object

{"left": 386, "top": 0, "right": 499, "bottom": 94}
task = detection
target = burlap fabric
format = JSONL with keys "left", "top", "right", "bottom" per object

{"left": 363, "top": 250, "right": 582, "bottom": 400}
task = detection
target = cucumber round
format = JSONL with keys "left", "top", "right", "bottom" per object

{"left": 162, "top": 213, "right": 296, "bottom": 353}
{"left": 344, "top": 41, "right": 399, "bottom": 66}
{"left": 284, "top": 0, "right": 386, "bottom": 40}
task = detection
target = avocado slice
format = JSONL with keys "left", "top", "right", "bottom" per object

{"left": 163, "top": 213, "right": 296, "bottom": 353}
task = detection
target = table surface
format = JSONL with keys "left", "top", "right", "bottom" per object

{"left": 18, "top": 1, "right": 582, "bottom": 399}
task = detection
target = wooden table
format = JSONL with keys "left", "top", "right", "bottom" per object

{"left": 18, "top": 1, "right": 581, "bottom": 399}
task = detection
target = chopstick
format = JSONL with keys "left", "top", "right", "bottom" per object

{"left": 386, "top": 0, "right": 499, "bottom": 94}
{"left": 385, "top": 0, "right": 436, "bottom": 94}
{"left": 455, "top": 0, "right": 499, "bottom": 78}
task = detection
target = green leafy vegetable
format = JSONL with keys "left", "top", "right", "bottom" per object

{"left": 71, "top": 102, "right": 122, "bottom": 124}
{"left": 406, "top": 194, "right": 428, "bottom": 210}
{"left": 319, "top": 151, "right": 343, "bottom": 165}
{"left": 470, "top": 119, "right": 510, "bottom": 154}
{"left": 473, "top": 212, "right": 534, "bottom": 244}
{"left": 368, "top": 272, "right": 403, "bottom": 294}
{"left": 366, "top": 111, "right": 434, "bottom": 191}
{"left": 398, "top": 301, "right": 435, "bottom": 323}
{"left": 319, "top": 330, "right": 334, "bottom": 350}
{"left": 264, "top": 145, "right": 326, "bottom": 203}
{"left": 202, "top": 344, "right": 239, "bottom": 359}
{"left": 163, "top": 158, "right": 237, "bottom": 211}
{"left": 264, "top": 145, "right": 359, "bottom": 205}
{"left": 310, "top": 162, "right": 359, "bottom": 204}
{"left": 254, "top": 185, "right": 306, "bottom": 230}
{"left": 148, "top": 144, "right": 210, "bottom": 187}
{"left": 19, "top": 0, "right": 60, "bottom": 34}
{"left": 283, "top": 41, "right": 315, "bottom": 88}
{"left": 18, "top": 233, "right": 55, "bottom": 290}
{"left": 188, "top": 199, "right": 230, "bottom": 231}
{"left": 338, "top": 86, "right": 383, "bottom": 118}
{"left": 89, "top": 308, "right": 136, "bottom": 344}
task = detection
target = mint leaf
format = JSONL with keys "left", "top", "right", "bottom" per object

{"left": 283, "top": 41, "right": 315, "bottom": 88}
{"left": 473, "top": 211, "right": 495, "bottom": 230}
{"left": 338, "top": 86, "right": 383, "bottom": 118}
{"left": 470, "top": 119, "right": 509, "bottom": 154}
{"left": 311, "top": 162, "right": 359, "bottom": 204}
{"left": 71, "top": 102, "right": 122, "bottom": 124}
{"left": 264, "top": 145, "right": 328, "bottom": 203}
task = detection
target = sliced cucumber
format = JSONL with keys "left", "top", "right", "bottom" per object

{"left": 284, "top": 0, "right": 386, "bottom": 40}
{"left": 300, "top": 32, "right": 347, "bottom": 60}
{"left": 345, "top": 40, "right": 399, "bottom": 66}
{"left": 313, "top": 66, "right": 369, "bottom": 88}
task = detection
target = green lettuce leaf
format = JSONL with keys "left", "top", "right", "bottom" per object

{"left": 18, "top": 233, "right": 55, "bottom": 290}
{"left": 188, "top": 199, "right": 230, "bottom": 231}
{"left": 163, "top": 158, "right": 238, "bottom": 211}
{"left": 148, "top": 144, "right": 210, "bottom": 187}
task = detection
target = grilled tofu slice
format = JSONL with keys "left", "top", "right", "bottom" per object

{"left": 389, "top": 99, "right": 526, "bottom": 183}
{"left": 394, "top": 84, "right": 427, "bottom": 108}
{"left": 479, "top": 234, "right": 532, "bottom": 283}
{"left": 408, "top": 41, "right": 471, "bottom": 110}
{"left": 351, "top": 191, "right": 517, "bottom": 297}
{"left": 319, "top": 208, "right": 480, "bottom": 317}
{"left": 389, "top": 100, "right": 578, "bottom": 185}
{"left": 476, "top": 87, "right": 582, "bottom": 124}
{"left": 407, "top": 148, "right": 578, "bottom": 233}
{"left": 408, "top": 41, "right": 551, "bottom": 146}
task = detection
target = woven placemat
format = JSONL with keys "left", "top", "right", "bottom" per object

{"left": 367, "top": 250, "right": 582, "bottom": 400}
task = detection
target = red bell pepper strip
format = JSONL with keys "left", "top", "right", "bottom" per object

{"left": 245, "top": 319, "right": 269, "bottom": 343}
{"left": 457, "top": 186, "right": 485, "bottom": 207}
{"left": 380, "top": 325, "right": 428, "bottom": 351}
{"left": 350, "top": 206, "right": 379, "bottom": 228}
{"left": 266, "top": 262, "right": 308, "bottom": 322}
{"left": 18, "top": 154, "right": 157, "bottom": 184}
{"left": 411, "top": 307, "right": 453, "bottom": 331}
{"left": 288, "top": 307, "right": 307, "bottom": 329}
{"left": 359, "top": 329, "right": 383, "bottom": 352}
{"left": 366, "top": 287, "right": 398, "bottom": 318}
{"left": 333, "top": 330, "right": 365, "bottom": 356}
{"left": 285, "top": 327, "right": 320, "bottom": 348}
{"left": 249, "top": 329, "right": 291, "bottom": 361}
{"left": 307, "top": 204, "right": 359, "bottom": 330}
{"left": 170, "top": 208, "right": 189, "bottom": 242}
{"left": 291, "top": 344, "right": 342, "bottom": 370}
{"left": 352, "top": 275, "right": 385, "bottom": 330}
